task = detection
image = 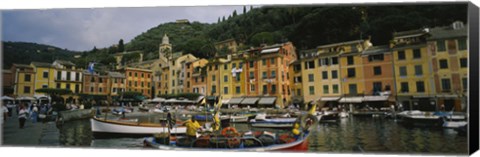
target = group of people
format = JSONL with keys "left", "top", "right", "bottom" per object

{"left": 1, "top": 101, "right": 54, "bottom": 129}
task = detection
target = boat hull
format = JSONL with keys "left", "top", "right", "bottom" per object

{"left": 250, "top": 118, "right": 297, "bottom": 128}
{"left": 90, "top": 118, "right": 186, "bottom": 138}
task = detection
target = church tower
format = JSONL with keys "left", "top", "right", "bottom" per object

{"left": 159, "top": 34, "right": 172, "bottom": 60}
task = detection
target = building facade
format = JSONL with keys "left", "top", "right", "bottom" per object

{"left": 30, "top": 62, "right": 56, "bottom": 99}
{"left": 11, "top": 64, "right": 36, "bottom": 98}
{"left": 124, "top": 67, "right": 152, "bottom": 98}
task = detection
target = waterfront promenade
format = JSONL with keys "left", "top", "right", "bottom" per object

{"left": 1, "top": 111, "right": 59, "bottom": 146}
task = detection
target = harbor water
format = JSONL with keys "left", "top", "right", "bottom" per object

{"left": 58, "top": 115, "right": 468, "bottom": 155}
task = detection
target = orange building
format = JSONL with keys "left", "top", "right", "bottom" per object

{"left": 83, "top": 71, "right": 109, "bottom": 95}
{"left": 361, "top": 45, "right": 395, "bottom": 106}
{"left": 123, "top": 67, "right": 152, "bottom": 98}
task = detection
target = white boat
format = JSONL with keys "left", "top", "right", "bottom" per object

{"left": 220, "top": 115, "right": 249, "bottom": 123}
{"left": 397, "top": 110, "right": 466, "bottom": 127}
{"left": 339, "top": 111, "right": 349, "bottom": 118}
{"left": 90, "top": 117, "right": 186, "bottom": 138}
{"left": 315, "top": 111, "right": 340, "bottom": 123}
{"left": 249, "top": 113, "right": 297, "bottom": 128}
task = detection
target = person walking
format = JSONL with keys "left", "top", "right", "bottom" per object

{"left": 2, "top": 104, "right": 8, "bottom": 124}
{"left": 18, "top": 104, "right": 28, "bottom": 128}
{"left": 31, "top": 104, "right": 38, "bottom": 123}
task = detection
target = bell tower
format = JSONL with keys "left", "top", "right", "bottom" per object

{"left": 159, "top": 34, "right": 172, "bottom": 60}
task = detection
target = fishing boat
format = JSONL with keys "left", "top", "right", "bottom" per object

{"left": 143, "top": 114, "right": 317, "bottom": 151}
{"left": 90, "top": 116, "right": 186, "bottom": 138}
{"left": 315, "top": 111, "right": 340, "bottom": 123}
{"left": 220, "top": 114, "right": 250, "bottom": 123}
{"left": 397, "top": 110, "right": 466, "bottom": 127}
{"left": 249, "top": 113, "right": 298, "bottom": 128}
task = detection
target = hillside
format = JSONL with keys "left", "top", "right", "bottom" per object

{"left": 2, "top": 41, "right": 77, "bottom": 69}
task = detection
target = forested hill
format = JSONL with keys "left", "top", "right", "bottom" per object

{"left": 2, "top": 41, "right": 77, "bottom": 69}
{"left": 126, "top": 4, "right": 467, "bottom": 58}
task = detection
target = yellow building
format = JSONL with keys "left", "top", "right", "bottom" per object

{"left": 30, "top": 62, "right": 55, "bottom": 99}
{"left": 337, "top": 40, "right": 371, "bottom": 104}
{"left": 427, "top": 21, "right": 468, "bottom": 111}
{"left": 11, "top": 64, "right": 36, "bottom": 98}
{"left": 52, "top": 60, "right": 83, "bottom": 103}
{"left": 189, "top": 59, "right": 208, "bottom": 95}
{"left": 390, "top": 29, "right": 436, "bottom": 111}
{"left": 289, "top": 60, "right": 303, "bottom": 106}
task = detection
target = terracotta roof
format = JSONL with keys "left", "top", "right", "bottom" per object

{"left": 54, "top": 60, "right": 75, "bottom": 66}
{"left": 362, "top": 45, "right": 390, "bottom": 56}
{"left": 428, "top": 26, "right": 467, "bottom": 40}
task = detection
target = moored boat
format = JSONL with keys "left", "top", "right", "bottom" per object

{"left": 90, "top": 117, "right": 186, "bottom": 139}
{"left": 315, "top": 111, "right": 340, "bottom": 123}
{"left": 143, "top": 114, "right": 317, "bottom": 151}
{"left": 249, "top": 113, "right": 298, "bottom": 128}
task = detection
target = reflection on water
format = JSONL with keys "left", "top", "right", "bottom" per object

{"left": 58, "top": 115, "right": 468, "bottom": 154}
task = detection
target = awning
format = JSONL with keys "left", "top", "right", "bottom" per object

{"left": 258, "top": 97, "right": 277, "bottom": 105}
{"left": 151, "top": 97, "right": 166, "bottom": 102}
{"left": 363, "top": 96, "right": 389, "bottom": 101}
{"left": 221, "top": 98, "right": 231, "bottom": 104}
{"left": 240, "top": 97, "right": 259, "bottom": 105}
{"left": 1, "top": 96, "right": 14, "bottom": 100}
{"left": 195, "top": 96, "right": 205, "bottom": 103}
{"left": 436, "top": 94, "right": 458, "bottom": 98}
{"left": 319, "top": 97, "right": 340, "bottom": 101}
{"left": 17, "top": 96, "right": 36, "bottom": 101}
{"left": 261, "top": 48, "right": 280, "bottom": 54}
{"left": 412, "top": 95, "right": 435, "bottom": 98}
{"left": 164, "top": 98, "right": 179, "bottom": 103}
{"left": 339, "top": 97, "right": 363, "bottom": 103}
{"left": 227, "top": 97, "right": 244, "bottom": 104}
{"left": 206, "top": 96, "right": 217, "bottom": 101}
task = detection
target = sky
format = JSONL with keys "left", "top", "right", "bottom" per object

{"left": 2, "top": 6, "right": 246, "bottom": 51}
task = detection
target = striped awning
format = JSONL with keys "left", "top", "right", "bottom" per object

{"left": 258, "top": 97, "right": 276, "bottom": 105}
{"left": 227, "top": 97, "right": 244, "bottom": 104}
{"left": 240, "top": 97, "right": 259, "bottom": 105}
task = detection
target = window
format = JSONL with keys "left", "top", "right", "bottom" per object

{"left": 319, "top": 58, "right": 329, "bottom": 66}
{"left": 24, "top": 86, "right": 30, "bottom": 93}
{"left": 309, "top": 86, "right": 315, "bottom": 95}
{"left": 250, "top": 84, "right": 255, "bottom": 92}
{"left": 448, "top": 40, "right": 457, "bottom": 51}
{"left": 262, "top": 59, "right": 266, "bottom": 66}
{"left": 215, "top": 65, "right": 218, "bottom": 70}
{"left": 458, "top": 38, "right": 467, "bottom": 50}
{"left": 373, "top": 66, "right": 382, "bottom": 75}
{"left": 398, "top": 51, "right": 406, "bottom": 60}
{"left": 224, "top": 87, "right": 228, "bottom": 94}
{"left": 239, "top": 62, "right": 243, "bottom": 68}
{"left": 76, "top": 73, "right": 80, "bottom": 81}
{"left": 400, "top": 82, "right": 409, "bottom": 93}
{"left": 141, "top": 82, "right": 144, "bottom": 87}
{"left": 212, "top": 85, "right": 216, "bottom": 94}
{"left": 66, "top": 84, "right": 70, "bottom": 89}
{"left": 441, "top": 78, "right": 451, "bottom": 92}
{"left": 141, "top": 73, "right": 144, "bottom": 78}
{"left": 437, "top": 40, "right": 446, "bottom": 51}
{"left": 57, "top": 71, "right": 61, "bottom": 80}
{"left": 270, "top": 58, "right": 275, "bottom": 65}
{"left": 56, "top": 83, "right": 61, "bottom": 88}
{"left": 262, "top": 72, "right": 267, "bottom": 79}
{"left": 129, "top": 72, "right": 132, "bottom": 76}
{"left": 439, "top": 59, "right": 448, "bottom": 69}
{"left": 331, "top": 70, "right": 338, "bottom": 79}
{"left": 297, "top": 89, "right": 301, "bottom": 96}
{"left": 271, "top": 71, "right": 276, "bottom": 78}
{"left": 224, "top": 75, "right": 228, "bottom": 82}
{"left": 323, "top": 85, "right": 329, "bottom": 94}
{"left": 416, "top": 81, "right": 425, "bottom": 92}
{"left": 373, "top": 82, "right": 382, "bottom": 94}
{"left": 399, "top": 66, "right": 407, "bottom": 77}
{"left": 99, "top": 78, "right": 103, "bottom": 83}
{"left": 263, "top": 85, "right": 268, "bottom": 94}
{"left": 322, "top": 71, "right": 328, "bottom": 79}
{"left": 413, "top": 49, "right": 421, "bottom": 59}
{"left": 347, "top": 68, "right": 356, "bottom": 78}
{"left": 42, "top": 85, "right": 48, "bottom": 88}
{"left": 99, "top": 88, "right": 103, "bottom": 93}
{"left": 249, "top": 71, "right": 254, "bottom": 79}
{"left": 347, "top": 56, "right": 354, "bottom": 65}
{"left": 460, "top": 58, "right": 467, "bottom": 68}
{"left": 249, "top": 61, "right": 254, "bottom": 68}
{"left": 349, "top": 84, "right": 357, "bottom": 95}
{"left": 368, "top": 54, "right": 384, "bottom": 62}
{"left": 187, "top": 72, "right": 190, "bottom": 78}
{"left": 413, "top": 65, "right": 423, "bottom": 76}
{"left": 134, "top": 73, "right": 137, "bottom": 77}
{"left": 236, "top": 86, "right": 241, "bottom": 94}
{"left": 129, "top": 81, "right": 132, "bottom": 86}
{"left": 224, "top": 64, "right": 228, "bottom": 70}
{"left": 333, "top": 84, "right": 339, "bottom": 93}
{"left": 24, "top": 74, "right": 31, "bottom": 82}
{"left": 114, "top": 78, "right": 118, "bottom": 83}
{"left": 331, "top": 57, "right": 338, "bottom": 65}
{"left": 305, "top": 61, "right": 315, "bottom": 69}
{"left": 212, "top": 75, "right": 216, "bottom": 81}
{"left": 462, "top": 78, "right": 468, "bottom": 91}
{"left": 90, "top": 87, "right": 94, "bottom": 92}
{"left": 43, "top": 71, "right": 48, "bottom": 78}
{"left": 271, "top": 85, "right": 276, "bottom": 93}
{"left": 308, "top": 74, "right": 314, "bottom": 82}
{"left": 294, "top": 76, "right": 302, "bottom": 83}
{"left": 75, "top": 85, "right": 79, "bottom": 93}
{"left": 171, "top": 80, "right": 174, "bottom": 86}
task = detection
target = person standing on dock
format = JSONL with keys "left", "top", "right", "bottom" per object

{"left": 184, "top": 117, "right": 202, "bottom": 140}
{"left": 18, "top": 104, "right": 27, "bottom": 129}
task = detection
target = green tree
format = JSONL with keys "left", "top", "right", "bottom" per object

{"left": 233, "top": 10, "right": 237, "bottom": 17}
{"left": 243, "top": 6, "right": 246, "bottom": 14}
{"left": 250, "top": 32, "right": 274, "bottom": 46}
{"left": 118, "top": 39, "right": 125, "bottom": 52}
